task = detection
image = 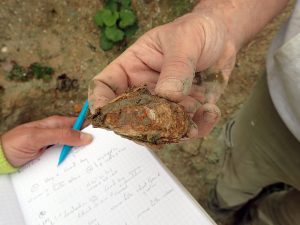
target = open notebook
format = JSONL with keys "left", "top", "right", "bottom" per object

{"left": 0, "top": 126, "right": 216, "bottom": 225}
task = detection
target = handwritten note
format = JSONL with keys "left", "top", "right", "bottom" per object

{"left": 11, "top": 126, "right": 215, "bottom": 225}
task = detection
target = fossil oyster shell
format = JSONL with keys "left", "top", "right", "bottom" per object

{"left": 90, "top": 87, "right": 191, "bottom": 144}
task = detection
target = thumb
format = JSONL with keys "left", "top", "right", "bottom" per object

{"left": 155, "top": 48, "right": 197, "bottom": 102}
{"left": 35, "top": 128, "right": 93, "bottom": 147}
{"left": 88, "top": 79, "right": 115, "bottom": 114}
{"left": 192, "top": 103, "right": 221, "bottom": 138}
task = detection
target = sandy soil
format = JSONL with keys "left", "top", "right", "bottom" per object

{"left": 0, "top": 0, "right": 294, "bottom": 224}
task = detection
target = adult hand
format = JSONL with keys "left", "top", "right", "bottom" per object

{"left": 1, "top": 116, "right": 93, "bottom": 167}
{"left": 89, "top": 12, "right": 237, "bottom": 138}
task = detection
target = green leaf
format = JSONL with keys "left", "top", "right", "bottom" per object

{"left": 102, "top": 9, "right": 119, "bottom": 27}
{"left": 8, "top": 64, "right": 30, "bottom": 81}
{"left": 94, "top": 10, "right": 104, "bottom": 27}
{"left": 42, "top": 74, "right": 52, "bottom": 81}
{"left": 105, "top": 0, "right": 119, "bottom": 11}
{"left": 124, "top": 23, "right": 138, "bottom": 38}
{"left": 120, "top": 0, "right": 131, "bottom": 8}
{"left": 28, "top": 63, "right": 54, "bottom": 80}
{"left": 119, "top": 9, "right": 136, "bottom": 29}
{"left": 100, "top": 34, "right": 114, "bottom": 51}
{"left": 104, "top": 26, "right": 124, "bottom": 42}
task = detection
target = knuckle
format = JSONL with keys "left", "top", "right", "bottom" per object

{"left": 168, "top": 55, "right": 190, "bottom": 67}
{"left": 204, "top": 103, "right": 221, "bottom": 117}
{"left": 48, "top": 115, "right": 63, "bottom": 122}
{"left": 60, "top": 128, "right": 73, "bottom": 139}
{"left": 164, "top": 56, "right": 195, "bottom": 76}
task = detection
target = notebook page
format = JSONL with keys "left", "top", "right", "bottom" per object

{"left": 11, "top": 126, "right": 215, "bottom": 225}
{"left": 0, "top": 176, "right": 26, "bottom": 225}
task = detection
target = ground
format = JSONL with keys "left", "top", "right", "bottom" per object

{"left": 0, "top": 0, "right": 293, "bottom": 224}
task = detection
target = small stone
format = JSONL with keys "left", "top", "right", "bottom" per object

{"left": 74, "top": 103, "right": 82, "bottom": 114}
{"left": 1, "top": 46, "right": 8, "bottom": 53}
{"left": 0, "top": 86, "right": 5, "bottom": 94}
{"left": 1, "top": 61, "right": 14, "bottom": 72}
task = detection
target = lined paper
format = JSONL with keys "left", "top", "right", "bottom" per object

{"left": 11, "top": 126, "right": 215, "bottom": 225}
{"left": 0, "top": 176, "right": 26, "bottom": 225}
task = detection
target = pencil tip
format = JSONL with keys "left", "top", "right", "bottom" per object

{"left": 58, "top": 145, "right": 72, "bottom": 166}
{"left": 57, "top": 155, "right": 64, "bottom": 166}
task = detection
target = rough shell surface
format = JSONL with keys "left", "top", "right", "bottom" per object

{"left": 90, "top": 87, "right": 191, "bottom": 144}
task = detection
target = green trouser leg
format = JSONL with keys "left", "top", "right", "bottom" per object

{"left": 252, "top": 189, "right": 300, "bottom": 225}
{"left": 216, "top": 74, "right": 300, "bottom": 225}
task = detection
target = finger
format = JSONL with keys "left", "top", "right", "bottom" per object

{"left": 177, "top": 97, "right": 202, "bottom": 139}
{"left": 190, "top": 70, "right": 228, "bottom": 104}
{"left": 155, "top": 38, "right": 199, "bottom": 102}
{"left": 130, "top": 37, "right": 164, "bottom": 72}
{"left": 192, "top": 103, "right": 221, "bottom": 138}
{"left": 89, "top": 55, "right": 131, "bottom": 113}
{"left": 145, "top": 82, "right": 156, "bottom": 94}
{"left": 178, "top": 96, "right": 202, "bottom": 116}
{"left": 128, "top": 68, "right": 159, "bottom": 87}
{"left": 199, "top": 43, "right": 236, "bottom": 103}
{"left": 34, "top": 128, "right": 93, "bottom": 147}
{"left": 88, "top": 79, "right": 116, "bottom": 113}
{"left": 24, "top": 116, "right": 77, "bottom": 129}
{"left": 89, "top": 48, "right": 161, "bottom": 113}
{"left": 83, "top": 120, "right": 90, "bottom": 128}
{"left": 93, "top": 58, "right": 130, "bottom": 95}
{"left": 118, "top": 49, "right": 162, "bottom": 87}
{"left": 190, "top": 81, "right": 206, "bottom": 103}
{"left": 212, "top": 41, "right": 237, "bottom": 81}
{"left": 92, "top": 47, "right": 160, "bottom": 96}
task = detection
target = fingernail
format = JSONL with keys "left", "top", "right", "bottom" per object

{"left": 96, "top": 96, "right": 110, "bottom": 107}
{"left": 90, "top": 97, "right": 110, "bottom": 114}
{"left": 157, "top": 78, "right": 184, "bottom": 93}
{"left": 80, "top": 132, "right": 93, "bottom": 143}
{"left": 203, "top": 110, "right": 218, "bottom": 123}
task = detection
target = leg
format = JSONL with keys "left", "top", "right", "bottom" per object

{"left": 250, "top": 189, "right": 300, "bottom": 225}
{"left": 215, "top": 74, "right": 300, "bottom": 210}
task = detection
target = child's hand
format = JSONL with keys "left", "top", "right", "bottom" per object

{"left": 0, "top": 116, "right": 93, "bottom": 167}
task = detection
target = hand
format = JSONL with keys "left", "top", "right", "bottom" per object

{"left": 89, "top": 12, "right": 237, "bottom": 138}
{"left": 0, "top": 116, "right": 93, "bottom": 167}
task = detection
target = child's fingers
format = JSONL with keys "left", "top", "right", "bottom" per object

{"left": 24, "top": 116, "right": 77, "bottom": 129}
{"left": 34, "top": 128, "right": 93, "bottom": 147}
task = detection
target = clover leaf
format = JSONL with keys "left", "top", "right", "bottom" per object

{"left": 120, "top": 0, "right": 131, "bottom": 8}
{"left": 94, "top": 10, "right": 104, "bottom": 27}
{"left": 29, "top": 63, "right": 54, "bottom": 79}
{"left": 101, "top": 9, "right": 119, "bottom": 27}
{"left": 104, "top": 26, "right": 125, "bottom": 42}
{"left": 124, "top": 23, "right": 138, "bottom": 38}
{"left": 100, "top": 34, "right": 114, "bottom": 51}
{"left": 106, "top": 0, "right": 119, "bottom": 11}
{"left": 119, "top": 9, "right": 136, "bottom": 29}
{"left": 94, "top": 0, "right": 138, "bottom": 51}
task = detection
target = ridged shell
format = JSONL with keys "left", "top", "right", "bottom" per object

{"left": 90, "top": 87, "right": 191, "bottom": 144}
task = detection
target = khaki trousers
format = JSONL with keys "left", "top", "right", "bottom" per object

{"left": 216, "top": 74, "right": 300, "bottom": 225}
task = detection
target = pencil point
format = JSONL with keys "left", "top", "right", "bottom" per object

{"left": 57, "top": 154, "right": 65, "bottom": 166}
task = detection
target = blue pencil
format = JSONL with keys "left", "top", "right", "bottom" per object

{"left": 57, "top": 100, "right": 89, "bottom": 166}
